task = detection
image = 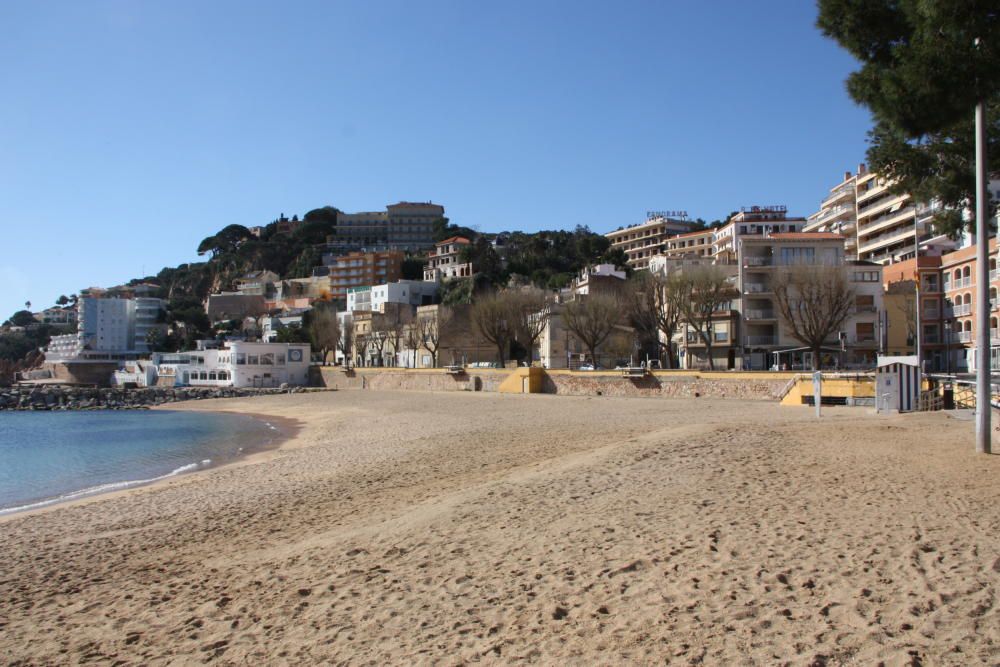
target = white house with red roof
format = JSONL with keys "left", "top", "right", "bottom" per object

{"left": 423, "top": 236, "right": 474, "bottom": 282}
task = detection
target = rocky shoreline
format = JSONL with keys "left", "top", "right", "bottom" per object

{"left": 0, "top": 385, "right": 325, "bottom": 411}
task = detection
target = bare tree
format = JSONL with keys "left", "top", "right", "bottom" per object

{"left": 380, "top": 304, "right": 410, "bottom": 367}
{"left": 625, "top": 272, "right": 684, "bottom": 368}
{"left": 368, "top": 315, "right": 388, "bottom": 367}
{"left": 307, "top": 307, "right": 340, "bottom": 365}
{"left": 772, "top": 265, "right": 855, "bottom": 371}
{"left": 404, "top": 316, "right": 423, "bottom": 368}
{"left": 561, "top": 293, "right": 621, "bottom": 367}
{"left": 337, "top": 317, "right": 354, "bottom": 367}
{"left": 510, "top": 288, "right": 551, "bottom": 366}
{"left": 676, "top": 266, "right": 738, "bottom": 371}
{"left": 471, "top": 293, "right": 516, "bottom": 366}
{"left": 419, "top": 306, "right": 453, "bottom": 368}
{"left": 355, "top": 332, "right": 370, "bottom": 367}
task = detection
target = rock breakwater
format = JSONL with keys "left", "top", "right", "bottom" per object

{"left": 0, "top": 386, "right": 324, "bottom": 411}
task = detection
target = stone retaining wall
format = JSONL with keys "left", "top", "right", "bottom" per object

{"left": 0, "top": 385, "right": 326, "bottom": 411}
{"left": 311, "top": 367, "right": 789, "bottom": 401}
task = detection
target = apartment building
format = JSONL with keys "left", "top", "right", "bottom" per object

{"left": 313, "top": 250, "right": 404, "bottom": 301}
{"left": 940, "top": 238, "right": 1000, "bottom": 373}
{"left": 738, "top": 233, "right": 883, "bottom": 370}
{"left": 330, "top": 202, "right": 444, "bottom": 254}
{"left": 346, "top": 280, "right": 438, "bottom": 313}
{"left": 45, "top": 296, "right": 165, "bottom": 363}
{"left": 605, "top": 215, "right": 698, "bottom": 270}
{"left": 854, "top": 168, "right": 928, "bottom": 264}
{"left": 713, "top": 206, "right": 807, "bottom": 264}
{"left": 881, "top": 255, "right": 946, "bottom": 367}
{"left": 423, "top": 236, "right": 473, "bottom": 282}
{"left": 805, "top": 168, "right": 861, "bottom": 259}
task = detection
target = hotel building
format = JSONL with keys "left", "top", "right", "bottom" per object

{"left": 330, "top": 202, "right": 444, "bottom": 254}
{"left": 45, "top": 296, "right": 165, "bottom": 363}
{"left": 713, "top": 206, "right": 807, "bottom": 264}
{"left": 605, "top": 215, "right": 698, "bottom": 270}
{"left": 662, "top": 228, "right": 715, "bottom": 258}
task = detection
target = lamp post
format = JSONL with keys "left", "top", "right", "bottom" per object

{"left": 945, "top": 319, "right": 952, "bottom": 376}
{"left": 974, "top": 98, "right": 991, "bottom": 454}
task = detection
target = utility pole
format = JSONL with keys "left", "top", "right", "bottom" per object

{"left": 974, "top": 99, "right": 992, "bottom": 454}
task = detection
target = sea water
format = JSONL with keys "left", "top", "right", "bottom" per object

{"left": 0, "top": 410, "right": 278, "bottom": 515}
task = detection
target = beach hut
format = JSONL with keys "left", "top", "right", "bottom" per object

{"left": 875, "top": 355, "right": 921, "bottom": 413}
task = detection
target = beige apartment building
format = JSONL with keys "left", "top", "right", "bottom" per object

{"left": 738, "top": 232, "right": 883, "bottom": 370}
{"left": 605, "top": 215, "right": 697, "bottom": 270}
{"left": 854, "top": 169, "right": 929, "bottom": 264}
{"left": 805, "top": 168, "right": 860, "bottom": 259}
{"left": 662, "top": 228, "right": 714, "bottom": 258}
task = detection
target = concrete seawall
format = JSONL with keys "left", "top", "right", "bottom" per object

{"left": 312, "top": 367, "right": 795, "bottom": 401}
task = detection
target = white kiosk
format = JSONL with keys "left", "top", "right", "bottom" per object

{"left": 875, "top": 355, "right": 921, "bottom": 413}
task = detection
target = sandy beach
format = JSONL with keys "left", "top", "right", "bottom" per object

{"left": 1, "top": 390, "right": 998, "bottom": 665}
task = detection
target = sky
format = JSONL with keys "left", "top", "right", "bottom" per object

{"left": 0, "top": 0, "right": 873, "bottom": 318}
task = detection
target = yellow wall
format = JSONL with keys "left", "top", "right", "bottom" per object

{"left": 780, "top": 377, "right": 876, "bottom": 406}
{"left": 498, "top": 367, "right": 544, "bottom": 393}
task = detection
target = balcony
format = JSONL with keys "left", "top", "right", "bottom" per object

{"left": 853, "top": 305, "right": 878, "bottom": 314}
{"left": 991, "top": 269, "right": 999, "bottom": 282}
{"left": 745, "top": 309, "right": 776, "bottom": 320}
{"left": 957, "top": 331, "right": 973, "bottom": 343}
{"left": 743, "top": 256, "right": 774, "bottom": 266}
{"left": 923, "top": 308, "right": 940, "bottom": 320}
{"left": 821, "top": 184, "right": 855, "bottom": 208}
{"left": 746, "top": 335, "right": 778, "bottom": 346}
{"left": 950, "top": 304, "right": 972, "bottom": 317}
{"left": 743, "top": 283, "right": 770, "bottom": 294}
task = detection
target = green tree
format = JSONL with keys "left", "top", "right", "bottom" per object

{"left": 5, "top": 310, "right": 35, "bottom": 327}
{"left": 817, "top": 0, "right": 1000, "bottom": 234}
{"left": 197, "top": 224, "right": 252, "bottom": 257}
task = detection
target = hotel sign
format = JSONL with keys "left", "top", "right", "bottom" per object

{"left": 740, "top": 205, "right": 787, "bottom": 213}
{"left": 646, "top": 210, "right": 689, "bottom": 220}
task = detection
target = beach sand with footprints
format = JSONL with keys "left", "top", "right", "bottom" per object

{"left": 1, "top": 390, "right": 998, "bottom": 665}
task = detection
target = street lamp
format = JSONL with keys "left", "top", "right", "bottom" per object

{"left": 944, "top": 319, "right": 953, "bottom": 376}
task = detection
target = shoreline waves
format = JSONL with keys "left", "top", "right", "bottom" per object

{"left": 0, "top": 408, "right": 299, "bottom": 518}
{"left": 1, "top": 391, "right": 997, "bottom": 664}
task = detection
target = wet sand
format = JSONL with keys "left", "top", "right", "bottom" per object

{"left": 1, "top": 391, "right": 998, "bottom": 665}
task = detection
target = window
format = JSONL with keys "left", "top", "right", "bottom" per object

{"left": 260, "top": 353, "right": 274, "bottom": 365}
{"left": 247, "top": 354, "right": 259, "bottom": 365}
{"left": 780, "top": 247, "right": 815, "bottom": 265}
{"left": 276, "top": 353, "right": 286, "bottom": 365}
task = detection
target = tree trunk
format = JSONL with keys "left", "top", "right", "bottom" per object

{"left": 703, "top": 333, "right": 716, "bottom": 371}
{"left": 812, "top": 344, "right": 822, "bottom": 371}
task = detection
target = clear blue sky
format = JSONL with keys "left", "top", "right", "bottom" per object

{"left": 0, "top": 0, "right": 872, "bottom": 318}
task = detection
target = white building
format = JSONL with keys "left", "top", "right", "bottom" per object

{"left": 423, "top": 236, "right": 474, "bottom": 282}
{"left": 713, "top": 206, "right": 807, "bottom": 264}
{"left": 45, "top": 296, "right": 165, "bottom": 362}
{"left": 153, "top": 341, "right": 310, "bottom": 388}
{"left": 260, "top": 314, "right": 306, "bottom": 342}
{"left": 347, "top": 280, "right": 438, "bottom": 313}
